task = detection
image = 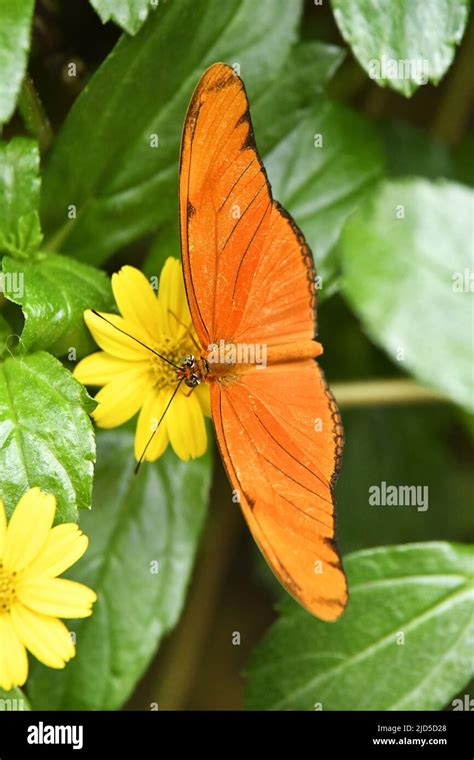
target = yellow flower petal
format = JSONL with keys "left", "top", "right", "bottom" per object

{"left": 74, "top": 351, "right": 142, "bottom": 386}
{"left": 195, "top": 383, "right": 211, "bottom": 417}
{"left": 23, "top": 524, "right": 89, "bottom": 579}
{"left": 10, "top": 603, "right": 75, "bottom": 669}
{"left": 0, "top": 613, "right": 28, "bottom": 690}
{"left": 159, "top": 258, "right": 192, "bottom": 337}
{"left": 112, "top": 266, "right": 162, "bottom": 342}
{"left": 0, "top": 498, "right": 6, "bottom": 559}
{"left": 84, "top": 310, "right": 153, "bottom": 361}
{"left": 92, "top": 368, "right": 152, "bottom": 428}
{"left": 17, "top": 577, "right": 97, "bottom": 619}
{"left": 3, "top": 488, "right": 55, "bottom": 573}
{"left": 167, "top": 391, "right": 207, "bottom": 461}
{"left": 134, "top": 388, "right": 170, "bottom": 462}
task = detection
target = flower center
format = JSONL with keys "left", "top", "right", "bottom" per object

{"left": 151, "top": 336, "right": 197, "bottom": 389}
{"left": 0, "top": 564, "right": 17, "bottom": 613}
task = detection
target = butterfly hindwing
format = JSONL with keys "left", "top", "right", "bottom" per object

{"left": 211, "top": 361, "right": 346, "bottom": 620}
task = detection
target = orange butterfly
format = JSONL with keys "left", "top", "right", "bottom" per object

{"left": 178, "top": 63, "right": 347, "bottom": 621}
{"left": 88, "top": 62, "right": 347, "bottom": 620}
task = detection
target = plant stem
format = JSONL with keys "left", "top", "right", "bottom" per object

{"left": 18, "top": 75, "right": 53, "bottom": 154}
{"left": 332, "top": 379, "right": 445, "bottom": 408}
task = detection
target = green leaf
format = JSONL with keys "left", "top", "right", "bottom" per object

{"left": 0, "top": 138, "right": 42, "bottom": 258}
{"left": 41, "top": 0, "right": 304, "bottom": 264}
{"left": 251, "top": 41, "right": 346, "bottom": 155}
{"left": 0, "top": 351, "right": 96, "bottom": 523}
{"left": 331, "top": 0, "right": 470, "bottom": 96}
{"left": 264, "top": 98, "right": 385, "bottom": 286}
{"left": 0, "top": 1, "right": 35, "bottom": 123}
{"left": 246, "top": 542, "right": 474, "bottom": 710}
{"left": 27, "top": 426, "right": 212, "bottom": 710}
{"left": 0, "top": 687, "right": 30, "bottom": 710}
{"left": 89, "top": 0, "right": 154, "bottom": 34}
{"left": 144, "top": 220, "right": 180, "bottom": 278}
{"left": 340, "top": 179, "right": 473, "bottom": 411}
{"left": 2, "top": 253, "right": 114, "bottom": 358}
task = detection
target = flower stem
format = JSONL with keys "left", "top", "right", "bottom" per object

{"left": 332, "top": 379, "right": 445, "bottom": 408}
{"left": 18, "top": 75, "right": 53, "bottom": 154}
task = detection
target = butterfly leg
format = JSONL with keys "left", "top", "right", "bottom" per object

{"left": 168, "top": 308, "right": 201, "bottom": 352}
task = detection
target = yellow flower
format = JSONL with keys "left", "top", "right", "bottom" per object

{"left": 74, "top": 259, "right": 210, "bottom": 462}
{"left": 0, "top": 488, "right": 96, "bottom": 691}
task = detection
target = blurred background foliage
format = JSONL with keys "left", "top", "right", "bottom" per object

{"left": 0, "top": 0, "right": 472, "bottom": 711}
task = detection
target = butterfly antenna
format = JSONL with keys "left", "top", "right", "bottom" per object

{"left": 91, "top": 309, "right": 181, "bottom": 370}
{"left": 134, "top": 379, "right": 184, "bottom": 474}
{"left": 167, "top": 308, "right": 187, "bottom": 330}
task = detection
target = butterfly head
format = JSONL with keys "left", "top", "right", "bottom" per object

{"left": 178, "top": 354, "right": 207, "bottom": 388}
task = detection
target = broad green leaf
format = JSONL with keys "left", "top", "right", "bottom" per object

{"left": 41, "top": 0, "right": 304, "bottom": 264}
{"left": 27, "top": 426, "right": 212, "bottom": 710}
{"left": 89, "top": 0, "right": 154, "bottom": 34}
{"left": 0, "top": 688, "right": 30, "bottom": 710}
{"left": 331, "top": 0, "right": 470, "bottom": 96}
{"left": 0, "top": 351, "right": 96, "bottom": 523}
{"left": 0, "top": 1, "right": 35, "bottom": 123}
{"left": 0, "top": 138, "right": 42, "bottom": 258}
{"left": 144, "top": 220, "right": 180, "bottom": 278}
{"left": 251, "top": 41, "right": 346, "bottom": 155}
{"left": 340, "top": 179, "right": 473, "bottom": 411}
{"left": 264, "top": 98, "right": 385, "bottom": 286}
{"left": 246, "top": 542, "right": 474, "bottom": 710}
{"left": 382, "top": 120, "right": 456, "bottom": 180}
{"left": 2, "top": 253, "right": 113, "bottom": 358}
